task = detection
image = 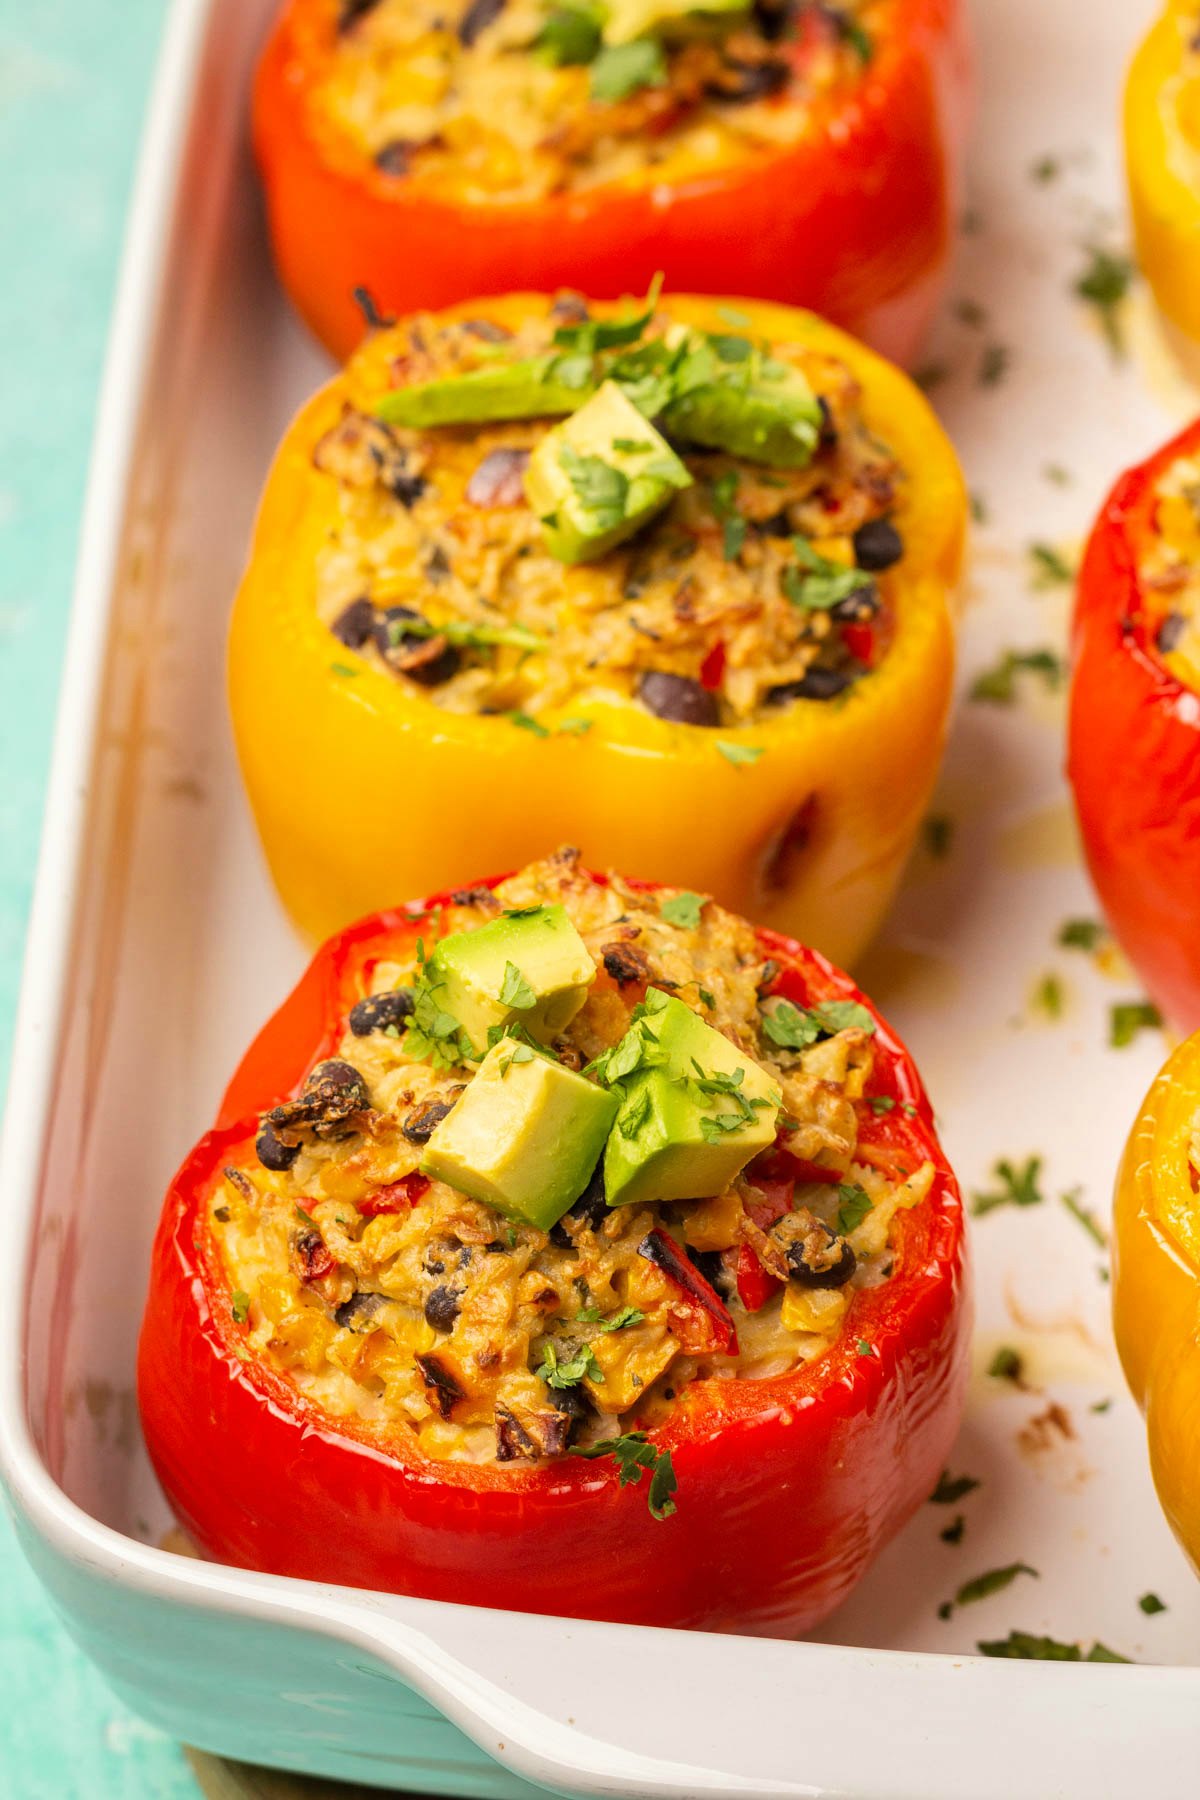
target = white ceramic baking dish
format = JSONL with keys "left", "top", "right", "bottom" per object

{"left": 4, "top": 0, "right": 1200, "bottom": 1791}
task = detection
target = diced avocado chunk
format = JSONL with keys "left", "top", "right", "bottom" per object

{"left": 603, "top": 0, "right": 748, "bottom": 44}
{"left": 524, "top": 381, "right": 692, "bottom": 563}
{"left": 662, "top": 355, "right": 823, "bottom": 468}
{"left": 377, "top": 354, "right": 596, "bottom": 429}
{"left": 428, "top": 904, "right": 595, "bottom": 1055}
{"left": 421, "top": 1041, "right": 619, "bottom": 1230}
{"left": 601, "top": 989, "right": 782, "bottom": 1207}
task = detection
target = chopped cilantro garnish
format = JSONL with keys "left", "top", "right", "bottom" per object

{"left": 535, "top": 2, "right": 603, "bottom": 65}
{"left": 330, "top": 661, "right": 359, "bottom": 678}
{"left": 578, "top": 1304, "right": 645, "bottom": 1332}
{"left": 988, "top": 1345, "right": 1024, "bottom": 1382}
{"left": 923, "top": 813, "right": 955, "bottom": 858}
{"left": 399, "top": 616, "right": 545, "bottom": 654}
{"left": 971, "top": 1156, "right": 1045, "bottom": 1217}
{"left": 837, "top": 1183, "right": 873, "bottom": 1236}
{"left": 616, "top": 1086, "right": 651, "bottom": 1138}
{"left": 660, "top": 891, "right": 706, "bottom": 929}
{"left": 971, "top": 491, "right": 989, "bottom": 525}
{"left": 1029, "top": 542, "right": 1075, "bottom": 587}
{"left": 589, "top": 37, "right": 666, "bottom": 103}
{"left": 978, "top": 1631, "right": 1131, "bottom": 1663}
{"left": 1031, "top": 154, "right": 1060, "bottom": 183}
{"left": 950, "top": 1562, "right": 1039, "bottom": 1609}
{"left": 940, "top": 1514, "right": 966, "bottom": 1546}
{"left": 537, "top": 1341, "right": 603, "bottom": 1389}
{"left": 231, "top": 1290, "right": 250, "bottom": 1325}
{"left": 570, "top": 1430, "right": 678, "bottom": 1519}
{"left": 979, "top": 343, "right": 1010, "bottom": 386}
{"left": 698, "top": 987, "right": 716, "bottom": 1009}
{"left": 761, "top": 997, "right": 876, "bottom": 1051}
{"left": 856, "top": 1339, "right": 875, "bottom": 1358}
{"left": 499, "top": 961, "right": 537, "bottom": 1010}
{"left": 403, "top": 956, "right": 475, "bottom": 1070}
{"left": 716, "top": 741, "right": 765, "bottom": 768}
{"left": 1061, "top": 1187, "right": 1106, "bottom": 1248}
{"left": 557, "top": 716, "right": 592, "bottom": 735}
{"left": 838, "top": 15, "right": 872, "bottom": 59}
{"left": 1110, "top": 1000, "right": 1162, "bottom": 1048}
{"left": 969, "top": 647, "right": 1066, "bottom": 704}
{"left": 1139, "top": 1593, "right": 1167, "bottom": 1616}
{"left": 1075, "top": 245, "right": 1134, "bottom": 356}
{"left": 783, "top": 538, "right": 870, "bottom": 611}
{"left": 931, "top": 1470, "right": 981, "bottom": 1505}
{"left": 508, "top": 710, "right": 550, "bottom": 737}
{"left": 1091, "top": 1398, "right": 1113, "bottom": 1414}
{"left": 867, "top": 1095, "right": 896, "bottom": 1115}
{"left": 1059, "top": 917, "right": 1104, "bottom": 952}
{"left": 710, "top": 470, "right": 746, "bottom": 560}
{"left": 560, "top": 441, "right": 629, "bottom": 526}
{"left": 1032, "top": 973, "right": 1064, "bottom": 1020}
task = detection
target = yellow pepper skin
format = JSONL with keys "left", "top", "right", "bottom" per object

{"left": 1127, "top": 4, "right": 1200, "bottom": 343}
{"left": 229, "top": 295, "right": 965, "bottom": 957}
{"left": 1113, "top": 1032, "right": 1200, "bottom": 1569}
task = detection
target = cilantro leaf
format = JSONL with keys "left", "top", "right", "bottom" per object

{"left": 1059, "top": 917, "right": 1104, "bottom": 952}
{"left": 970, "top": 647, "right": 1066, "bottom": 704}
{"left": 951, "top": 1563, "right": 1039, "bottom": 1609}
{"left": 559, "top": 442, "right": 628, "bottom": 527}
{"left": 570, "top": 1430, "right": 678, "bottom": 1520}
{"left": 836, "top": 1183, "right": 873, "bottom": 1235}
{"left": 1061, "top": 1186, "right": 1106, "bottom": 1247}
{"left": 988, "top": 1345, "right": 1024, "bottom": 1382}
{"left": 660, "top": 891, "right": 706, "bottom": 929}
{"left": 930, "top": 1469, "right": 980, "bottom": 1505}
{"left": 499, "top": 960, "right": 537, "bottom": 1010}
{"left": 716, "top": 741, "right": 765, "bottom": 768}
{"left": 1075, "top": 245, "right": 1134, "bottom": 356}
{"left": 761, "top": 997, "right": 875, "bottom": 1051}
{"left": 1110, "top": 1000, "right": 1162, "bottom": 1048}
{"left": 978, "top": 1631, "right": 1131, "bottom": 1662}
{"left": 535, "top": 2, "right": 603, "bottom": 66}
{"left": 231, "top": 1290, "right": 250, "bottom": 1325}
{"left": 590, "top": 38, "right": 667, "bottom": 103}
{"left": 971, "top": 1156, "right": 1045, "bottom": 1217}
{"left": 783, "top": 539, "right": 871, "bottom": 611}
{"left": 1139, "top": 1593, "right": 1167, "bottom": 1616}
{"left": 1029, "top": 542, "right": 1074, "bottom": 587}
{"left": 508, "top": 710, "right": 550, "bottom": 737}
{"left": 537, "top": 1341, "right": 603, "bottom": 1389}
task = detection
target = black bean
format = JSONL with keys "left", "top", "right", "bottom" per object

{"left": 458, "top": 0, "right": 505, "bottom": 44}
{"left": 852, "top": 518, "right": 904, "bottom": 572}
{"left": 449, "top": 884, "right": 493, "bottom": 906}
{"left": 786, "top": 1227, "right": 856, "bottom": 1289}
{"left": 349, "top": 988, "right": 414, "bottom": 1036}
{"left": 387, "top": 465, "right": 427, "bottom": 509}
{"left": 1158, "top": 612, "right": 1187, "bottom": 655}
{"left": 638, "top": 670, "right": 720, "bottom": 727}
{"left": 758, "top": 509, "right": 795, "bottom": 538}
{"left": 331, "top": 597, "right": 378, "bottom": 650}
{"left": 829, "top": 582, "right": 880, "bottom": 624}
{"left": 381, "top": 606, "right": 462, "bottom": 686}
{"left": 335, "top": 1291, "right": 389, "bottom": 1330}
{"left": 308, "top": 1059, "right": 369, "bottom": 1109}
{"left": 686, "top": 1247, "right": 731, "bottom": 1295}
{"left": 374, "top": 140, "right": 414, "bottom": 177}
{"left": 706, "top": 58, "right": 790, "bottom": 103}
{"left": 463, "top": 318, "right": 513, "bottom": 343}
{"left": 402, "top": 1096, "right": 457, "bottom": 1145}
{"left": 602, "top": 941, "right": 651, "bottom": 987}
{"left": 752, "top": 0, "right": 792, "bottom": 40}
{"left": 767, "top": 667, "right": 855, "bottom": 704}
{"left": 466, "top": 448, "right": 530, "bottom": 508}
{"left": 256, "top": 1121, "right": 299, "bottom": 1172}
{"left": 550, "top": 292, "right": 590, "bottom": 324}
{"left": 424, "top": 1285, "right": 462, "bottom": 1331}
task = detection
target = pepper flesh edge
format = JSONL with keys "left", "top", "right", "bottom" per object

{"left": 227, "top": 294, "right": 966, "bottom": 965}
{"left": 252, "top": 0, "right": 972, "bottom": 366}
{"left": 138, "top": 873, "right": 971, "bottom": 1635}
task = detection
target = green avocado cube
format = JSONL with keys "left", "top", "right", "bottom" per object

{"left": 662, "top": 354, "right": 823, "bottom": 469}
{"left": 429, "top": 904, "right": 595, "bottom": 1055}
{"left": 603, "top": 0, "right": 748, "bottom": 43}
{"left": 421, "top": 1042, "right": 619, "bottom": 1230}
{"left": 376, "top": 354, "right": 597, "bottom": 429}
{"left": 524, "top": 381, "right": 693, "bottom": 564}
{"left": 603, "top": 989, "right": 782, "bottom": 1208}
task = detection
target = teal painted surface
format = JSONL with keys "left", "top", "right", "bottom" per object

{"left": 0, "top": 2, "right": 199, "bottom": 1794}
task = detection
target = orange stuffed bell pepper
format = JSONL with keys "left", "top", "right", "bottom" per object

{"left": 137, "top": 853, "right": 970, "bottom": 1632}
{"left": 1068, "top": 418, "right": 1200, "bottom": 1031}
{"left": 228, "top": 290, "right": 965, "bottom": 963}
{"left": 1126, "top": 4, "right": 1200, "bottom": 344}
{"left": 252, "top": 0, "right": 971, "bottom": 366}
{"left": 1113, "top": 1031, "right": 1200, "bottom": 1575}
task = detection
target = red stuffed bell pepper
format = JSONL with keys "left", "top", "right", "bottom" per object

{"left": 138, "top": 852, "right": 969, "bottom": 1634}
{"left": 1069, "top": 418, "right": 1200, "bottom": 1032}
{"left": 253, "top": 0, "right": 971, "bottom": 366}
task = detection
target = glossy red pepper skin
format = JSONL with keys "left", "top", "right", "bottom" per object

{"left": 252, "top": 0, "right": 971, "bottom": 367}
{"left": 138, "top": 872, "right": 969, "bottom": 1635}
{"left": 1069, "top": 419, "right": 1200, "bottom": 1031}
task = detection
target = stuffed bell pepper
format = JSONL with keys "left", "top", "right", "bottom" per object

{"left": 229, "top": 289, "right": 965, "bottom": 964}
{"left": 1126, "top": 3, "right": 1200, "bottom": 344}
{"left": 1069, "top": 418, "right": 1200, "bottom": 1031}
{"left": 1113, "top": 1029, "right": 1200, "bottom": 1577}
{"left": 253, "top": 0, "right": 971, "bottom": 364}
{"left": 138, "top": 850, "right": 970, "bottom": 1633}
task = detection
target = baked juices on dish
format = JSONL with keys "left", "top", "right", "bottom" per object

{"left": 229, "top": 288, "right": 965, "bottom": 961}
{"left": 138, "top": 853, "right": 970, "bottom": 1632}
{"left": 253, "top": 0, "right": 971, "bottom": 362}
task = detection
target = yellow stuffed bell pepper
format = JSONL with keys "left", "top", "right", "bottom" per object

{"left": 1114, "top": 1033, "right": 1200, "bottom": 1568}
{"left": 1127, "top": 3, "right": 1200, "bottom": 342}
{"left": 229, "top": 291, "right": 964, "bottom": 960}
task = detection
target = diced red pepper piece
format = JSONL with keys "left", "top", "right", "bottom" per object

{"left": 843, "top": 622, "right": 876, "bottom": 667}
{"left": 736, "top": 1243, "right": 784, "bottom": 1313}
{"left": 358, "top": 1172, "right": 429, "bottom": 1217}
{"left": 638, "top": 1227, "right": 738, "bottom": 1355}
{"left": 699, "top": 641, "right": 727, "bottom": 691}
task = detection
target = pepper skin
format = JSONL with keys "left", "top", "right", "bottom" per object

{"left": 1068, "top": 419, "right": 1200, "bottom": 1031}
{"left": 138, "top": 872, "right": 970, "bottom": 1635}
{"left": 252, "top": 0, "right": 971, "bottom": 366}
{"left": 1113, "top": 1031, "right": 1200, "bottom": 1573}
{"left": 228, "top": 294, "right": 965, "bottom": 967}
{"left": 1126, "top": 4, "right": 1200, "bottom": 345}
